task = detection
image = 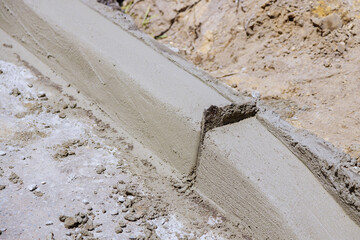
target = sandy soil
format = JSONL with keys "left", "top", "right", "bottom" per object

{"left": 0, "top": 57, "right": 250, "bottom": 239}
{"left": 100, "top": 0, "right": 360, "bottom": 160}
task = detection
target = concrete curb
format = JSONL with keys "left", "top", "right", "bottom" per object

{"left": 1, "top": 0, "right": 360, "bottom": 237}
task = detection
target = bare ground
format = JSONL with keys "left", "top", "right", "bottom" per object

{"left": 101, "top": 0, "right": 360, "bottom": 161}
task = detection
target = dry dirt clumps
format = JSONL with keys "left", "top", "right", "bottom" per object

{"left": 100, "top": 0, "right": 360, "bottom": 161}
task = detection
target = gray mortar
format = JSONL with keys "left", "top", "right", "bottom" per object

{"left": 83, "top": 0, "right": 360, "bottom": 224}
{"left": 257, "top": 105, "right": 360, "bottom": 225}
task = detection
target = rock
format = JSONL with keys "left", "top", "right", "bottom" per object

{"left": 46, "top": 232, "right": 55, "bottom": 240}
{"left": 110, "top": 209, "right": 119, "bottom": 216}
{"left": 323, "top": 59, "right": 331, "bottom": 68}
{"left": 10, "top": 88, "right": 21, "bottom": 96}
{"left": 37, "top": 92, "right": 46, "bottom": 98}
{"left": 82, "top": 199, "right": 90, "bottom": 205}
{"left": 0, "top": 69, "right": 3, "bottom": 74}
{"left": 95, "top": 165, "right": 106, "bottom": 174}
{"left": 118, "top": 196, "right": 125, "bottom": 203}
{"left": 320, "top": 14, "right": 343, "bottom": 34}
{"left": 118, "top": 221, "right": 127, "bottom": 228}
{"left": 64, "top": 217, "right": 79, "bottom": 229}
{"left": 0, "top": 151, "right": 6, "bottom": 156}
{"left": 70, "top": 102, "right": 77, "bottom": 108}
{"left": 231, "top": 83, "right": 237, "bottom": 88}
{"left": 27, "top": 83, "right": 33, "bottom": 88}
{"left": 124, "top": 212, "right": 142, "bottom": 222}
{"left": 0, "top": 228, "right": 6, "bottom": 235}
{"left": 45, "top": 221, "right": 54, "bottom": 226}
{"left": 59, "top": 113, "right": 66, "bottom": 119}
{"left": 337, "top": 42, "right": 346, "bottom": 54}
{"left": 0, "top": 185, "right": 5, "bottom": 191}
{"left": 27, "top": 184, "right": 38, "bottom": 191}
{"left": 115, "top": 226, "right": 123, "bottom": 234}
{"left": 41, "top": 181, "right": 47, "bottom": 185}
{"left": 59, "top": 215, "right": 68, "bottom": 222}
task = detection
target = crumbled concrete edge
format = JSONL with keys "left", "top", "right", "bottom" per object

{"left": 195, "top": 103, "right": 258, "bottom": 170}
{"left": 256, "top": 105, "right": 360, "bottom": 225}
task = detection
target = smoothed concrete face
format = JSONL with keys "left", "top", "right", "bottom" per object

{"left": 196, "top": 117, "right": 360, "bottom": 240}
{"left": 0, "top": 0, "right": 230, "bottom": 175}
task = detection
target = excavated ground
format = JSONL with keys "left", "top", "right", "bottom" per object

{"left": 99, "top": 0, "right": 360, "bottom": 161}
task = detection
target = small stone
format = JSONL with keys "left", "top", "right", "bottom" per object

{"left": 0, "top": 151, "right": 6, "bottom": 156}
{"left": 46, "top": 232, "right": 55, "bottom": 240}
{"left": 59, "top": 113, "right": 66, "bottom": 119}
{"left": 0, "top": 185, "right": 6, "bottom": 191}
{"left": 37, "top": 92, "right": 46, "bottom": 98}
{"left": 231, "top": 83, "right": 237, "bottom": 88}
{"left": 82, "top": 199, "right": 90, "bottom": 205}
{"left": 118, "top": 196, "right": 125, "bottom": 203}
{"left": 118, "top": 221, "right": 127, "bottom": 228}
{"left": 102, "top": 209, "right": 106, "bottom": 213}
{"left": 0, "top": 69, "right": 3, "bottom": 74}
{"left": 323, "top": 60, "right": 331, "bottom": 68}
{"left": 70, "top": 102, "right": 77, "bottom": 108}
{"left": 41, "top": 181, "right": 46, "bottom": 185}
{"left": 11, "top": 88, "right": 21, "bottom": 96}
{"left": 64, "top": 217, "right": 78, "bottom": 229}
{"left": 27, "top": 83, "right": 33, "bottom": 88}
{"left": 27, "top": 184, "right": 38, "bottom": 191}
{"left": 46, "top": 221, "right": 53, "bottom": 226}
{"left": 337, "top": 42, "right": 346, "bottom": 54}
{"left": 124, "top": 212, "right": 141, "bottom": 222}
{"left": 33, "top": 191, "right": 44, "bottom": 197}
{"left": 95, "top": 165, "right": 106, "bottom": 174}
{"left": 62, "top": 104, "right": 68, "bottom": 109}
{"left": 110, "top": 209, "right": 119, "bottom": 216}
{"left": 115, "top": 226, "right": 123, "bottom": 234}
{"left": 87, "top": 206, "right": 93, "bottom": 211}
{"left": 59, "top": 215, "right": 68, "bottom": 222}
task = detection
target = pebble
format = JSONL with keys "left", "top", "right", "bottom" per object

{"left": 82, "top": 199, "right": 90, "bottom": 205}
{"left": 59, "top": 113, "right": 66, "bottom": 119}
{"left": 27, "top": 83, "right": 33, "bottom": 88}
{"left": 118, "top": 196, "right": 125, "bottom": 203}
{"left": 27, "top": 184, "right": 38, "bottom": 191}
{"left": 70, "top": 102, "right": 77, "bottom": 108}
{"left": 95, "top": 165, "right": 106, "bottom": 174}
{"left": 64, "top": 217, "right": 78, "bottom": 229}
{"left": 110, "top": 209, "right": 119, "bottom": 216}
{"left": 37, "top": 92, "right": 46, "bottom": 98}
{"left": 45, "top": 221, "right": 53, "bottom": 226}
{"left": 0, "top": 151, "right": 6, "bottom": 156}
{"left": 41, "top": 181, "right": 47, "bottom": 185}
{"left": 115, "top": 226, "right": 123, "bottom": 234}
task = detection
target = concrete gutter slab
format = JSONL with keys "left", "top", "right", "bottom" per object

{"left": 196, "top": 117, "right": 360, "bottom": 239}
{"left": 0, "top": 0, "right": 233, "bottom": 175}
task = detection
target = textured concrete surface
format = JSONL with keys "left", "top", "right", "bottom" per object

{"left": 0, "top": 0, "right": 230, "bottom": 175}
{"left": 196, "top": 117, "right": 360, "bottom": 239}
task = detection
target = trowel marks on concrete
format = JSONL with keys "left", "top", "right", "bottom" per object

{"left": 0, "top": 0, "right": 231, "bottom": 175}
{"left": 196, "top": 117, "right": 360, "bottom": 240}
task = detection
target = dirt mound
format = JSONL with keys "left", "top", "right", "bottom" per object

{"left": 100, "top": 0, "right": 360, "bottom": 160}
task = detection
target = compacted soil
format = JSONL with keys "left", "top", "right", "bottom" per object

{"left": 99, "top": 0, "right": 360, "bottom": 160}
